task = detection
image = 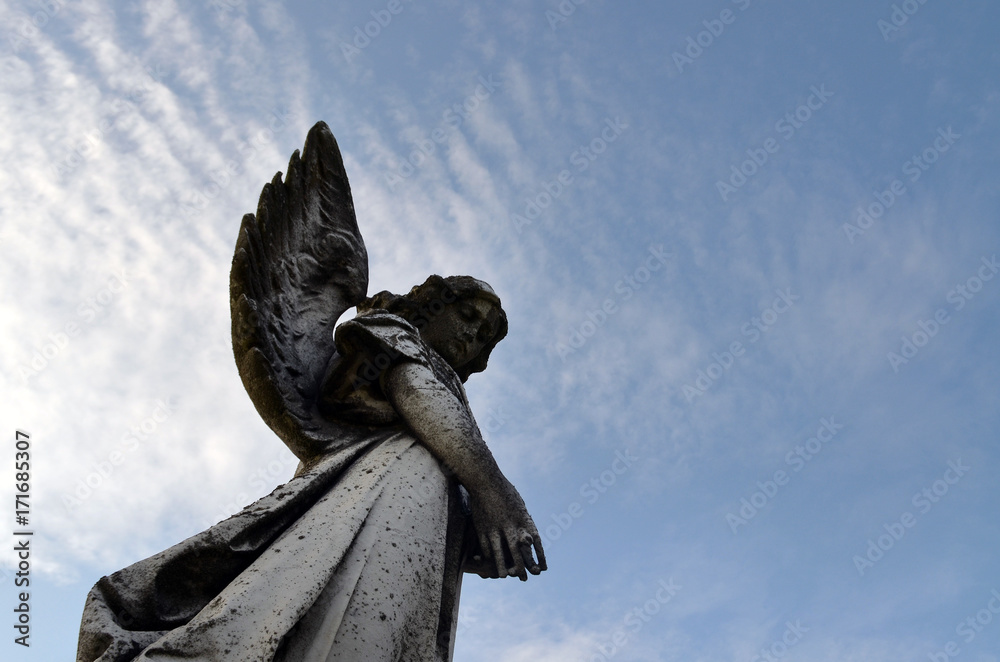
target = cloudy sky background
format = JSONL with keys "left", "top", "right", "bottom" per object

{"left": 2, "top": 0, "right": 1000, "bottom": 660}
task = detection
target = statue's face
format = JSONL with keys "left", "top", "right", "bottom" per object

{"left": 420, "top": 297, "right": 498, "bottom": 370}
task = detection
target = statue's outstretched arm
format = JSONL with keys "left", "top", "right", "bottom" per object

{"left": 383, "top": 362, "right": 547, "bottom": 581}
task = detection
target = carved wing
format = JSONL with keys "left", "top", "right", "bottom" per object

{"left": 230, "top": 121, "right": 368, "bottom": 459}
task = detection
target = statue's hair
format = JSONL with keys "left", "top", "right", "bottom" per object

{"left": 357, "top": 275, "right": 508, "bottom": 381}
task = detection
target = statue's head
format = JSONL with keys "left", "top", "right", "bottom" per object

{"left": 358, "top": 275, "right": 508, "bottom": 381}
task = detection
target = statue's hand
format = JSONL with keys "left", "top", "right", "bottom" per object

{"left": 467, "top": 478, "right": 547, "bottom": 581}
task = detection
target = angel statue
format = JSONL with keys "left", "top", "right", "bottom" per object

{"left": 77, "top": 121, "right": 546, "bottom": 662}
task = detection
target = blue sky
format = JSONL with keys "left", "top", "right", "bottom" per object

{"left": 2, "top": 0, "right": 1000, "bottom": 660}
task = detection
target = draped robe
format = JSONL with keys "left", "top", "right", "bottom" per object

{"left": 77, "top": 312, "right": 474, "bottom": 662}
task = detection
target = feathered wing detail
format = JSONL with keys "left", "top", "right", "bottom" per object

{"left": 230, "top": 121, "right": 369, "bottom": 459}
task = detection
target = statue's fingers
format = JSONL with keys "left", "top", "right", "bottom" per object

{"left": 515, "top": 530, "right": 541, "bottom": 574}
{"left": 506, "top": 531, "right": 528, "bottom": 581}
{"left": 517, "top": 541, "right": 539, "bottom": 576}
{"left": 478, "top": 531, "right": 492, "bottom": 562}
{"left": 490, "top": 533, "right": 508, "bottom": 579}
{"left": 532, "top": 534, "right": 547, "bottom": 572}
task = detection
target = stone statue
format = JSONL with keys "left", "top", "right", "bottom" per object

{"left": 76, "top": 122, "right": 546, "bottom": 662}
